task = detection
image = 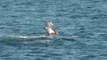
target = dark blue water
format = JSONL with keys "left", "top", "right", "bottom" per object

{"left": 0, "top": 0, "right": 107, "bottom": 60}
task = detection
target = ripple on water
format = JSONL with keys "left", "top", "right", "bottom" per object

{"left": 0, "top": 0, "right": 107, "bottom": 60}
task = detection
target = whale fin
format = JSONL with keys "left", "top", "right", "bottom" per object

{"left": 46, "top": 20, "right": 58, "bottom": 35}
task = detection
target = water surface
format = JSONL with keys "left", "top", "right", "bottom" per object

{"left": 0, "top": 0, "right": 107, "bottom": 60}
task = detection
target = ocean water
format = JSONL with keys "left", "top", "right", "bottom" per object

{"left": 0, "top": 0, "right": 107, "bottom": 60}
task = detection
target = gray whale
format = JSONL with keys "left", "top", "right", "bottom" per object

{"left": 45, "top": 20, "right": 58, "bottom": 35}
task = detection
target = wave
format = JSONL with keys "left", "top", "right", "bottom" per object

{"left": 0, "top": 34, "right": 57, "bottom": 40}
{"left": 0, "top": 34, "right": 79, "bottom": 41}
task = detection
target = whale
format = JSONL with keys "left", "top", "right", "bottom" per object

{"left": 45, "top": 20, "right": 58, "bottom": 35}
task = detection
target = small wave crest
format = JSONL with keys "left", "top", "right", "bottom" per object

{"left": 10, "top": 35, "right": 46, "bottom": 39}
{"left": 0, "top": 34, "right": 57, "bottom": 40}
{"left": 0, "top": 34, "right": 79, "bottom": 41}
